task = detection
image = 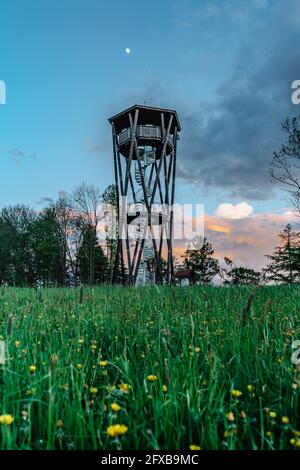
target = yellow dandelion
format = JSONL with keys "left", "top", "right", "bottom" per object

{"left": 282, "top": 416, "right": 289, "bottom": 424}
{"left": 194, "top": 347, "right": 201, "bottom": 353}
{"left": 240, "top": 411, "right": 247, "bottom": 419}
{"left": 15, "top": 341, "right": 20, "bottom": 348}
{"left": 90, "top": 387, "right": 98, "bottom": 395}
{"left": 225, "top": 412, "right": 235, "bottom": 422}
{"left": 147, "top": 375, "right": 158, "bottom": 382}
{"left": 265, "top": 431, "right": 272, "bottom": 437}
{"left": 76, "top": 363, "right": 82, "bottom": 369}
{"left": 231, "top": 389, "right": 242, "bottom": 398}
{"left": 29, "top": 365, "right": 36, "bottom": 373}
{"left": 189, "top": 444, "right": 201, "bottom": 450}
{"left": 269, "top": 411, "right": 277, "bottom": 419}
{"left": 247, "top": 384, "right": 254, "bottom": 392}
{"left": 290, "top": 438, "right": 296, "bottom": 445}
{"left": 107, "top": 424, "right": 128, "bottom": 437}
{"left": 111, "top": 403, "right": 121, "bottom": 412}
{"left": 292, "top": 383, "right": 298, "bottom": 390}
{"left": 118, "top": 383, "right": 131, "bottom": 393}
{"left": 0, "top": 414, "right": 14, "bottom": 425}
{"left": 162, "top": 384, "right": 168, "bottom": 393}
{"left": 99, "top": 360, "right": 108, "bottom": 367}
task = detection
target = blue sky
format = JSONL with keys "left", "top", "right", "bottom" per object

{"left": 1, "top": 0, "right": 300, "bottom": 267}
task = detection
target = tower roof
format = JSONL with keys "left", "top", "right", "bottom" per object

{"left": 108, "top": 104, "right": 181, "bottom": 134}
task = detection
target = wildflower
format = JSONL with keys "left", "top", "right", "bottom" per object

{"left": 99, "top": 360, "right": 108, "bottom": 367}
{"left": 231, "top": 389, "right": 242, "bottom": 398}
{"left": 107, "top": 424, "right": 128, "bottom": 437}
{"left": 282, "top": 416, "right": 289, "bottom": 424}
{"left": 162, "top": 385, "right": 168, "bottom": 393}
{"left": 292, "top": 430, "right": 300, "bottom": 437}
{"left": 247, "top": 384, "right": 254, "bottom": 392}
{"left": 56, "top": 419, "right": 63, "bottom": 428}
{"left": 111, "top": 403, "right": 121, "bottom": 412}
{"left": 90, "top": 387, "right": 98, "bottom": 395}
{"left": 292, "top": 383, "right": 298, "bottom": 390}
{"left": 51, "top": 354, "right": 59, "bottom": 365}
{"left": 265, "top": 431, "right": 272, "bottom": 437}
{"left": 194, "top": 347, "right": 201, "bottom": 353}
{"left": 78, "top": 338, "right": 84, "bottom": 344}
{"left": 91, "top": 344, "right": 97, "bottom": 350}
{"left": 269, "top": 411, "right": 277, "bottom": 419}
{"left": 147, "top": 375, "right": 158, "bottom": 382}
{"left": 29, "top": 365, "right": 36, "bottom": 373}
{"left": 225, "top": 412, "right": 235, "bottom": 422}
{"left": 240, "top": 411, "right": 247, "bottom": 419}
{"left": 21, "top": 410, "right": 28, "bottom": 420}
{"left": 290, "top": 438, "right": 296, "bottom": 445}
{"left": 118, "top": 383, "right": 131, "bottom": 393}
{"left": 189, "top": 444, "right": 201, "bottom": 450}
{"left": 0, "top": 414, "right": 14, "bottom": 425}
{"left": 15, "top": 341, "right": 20, "bottom": 348}
{"left": 76, "top": 363, "right": 82, "bottom": 369}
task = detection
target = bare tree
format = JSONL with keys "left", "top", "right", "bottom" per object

{"left": 52, "top": 194, "right": 76, "bottom": 285}
{"left": 270, "top": 116, "right": 300, "bottom": 212}
{"left": 71, "top": 183, "right": 104, "bottom": 285}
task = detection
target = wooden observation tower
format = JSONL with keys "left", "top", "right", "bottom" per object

{"left": 108, "top": 104, "right": 180, "bottom": 285}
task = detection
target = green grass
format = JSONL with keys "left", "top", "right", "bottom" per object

{"left": 0, "top": 285, "right": 299, "bottom": 450}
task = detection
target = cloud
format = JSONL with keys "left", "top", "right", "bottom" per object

{"left": 173, "top": 209, "right": 299, "bottom": 270}
{"left": 175, "top": 1, "right": 300, "bottom": 201}
{"left": 86, "top": 139, "right": 110, "bottom": 155}
{"left": 174, "top": 0, "right": 269, "bottom": 28}
{"left": 7, "top": 147, "right": 37, "bottom": 166}
{"left": 36, "top": 196, "right": 54, "bottom": 205}
{"left": 9, "top": 148, "right": 25, "bottom": 158}
{"left": 216, "top": 202, "right": 253, "bottom": 219}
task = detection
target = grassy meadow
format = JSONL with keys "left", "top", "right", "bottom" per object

{"left": 0, "top": 285, "right": 299, "bottom": 450}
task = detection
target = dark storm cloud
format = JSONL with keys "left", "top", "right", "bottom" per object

{"left": 176, "top": 1, "right": 300, "bottom": 200}
{"left": 123, "top": 1, "right": 300, "bottom": 201}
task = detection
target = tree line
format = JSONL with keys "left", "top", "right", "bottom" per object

{"left": 0, "top": 183, "right": 117, "bottom": 286}
{"left": 0, "top": 196, "right": 299, "bottom": 286}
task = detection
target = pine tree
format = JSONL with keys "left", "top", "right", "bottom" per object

{"left": 223, "top": 258, "right": 261, "bottom": 285}
{"left": 264, "top": 224, "right": 300, "bottom": 284}
{"left": 183, "top": 236, "right": 219, "bottom": 284}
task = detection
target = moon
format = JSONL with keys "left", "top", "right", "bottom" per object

{"left": 124, "top": 48, "right": 131, "bottom": 54}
